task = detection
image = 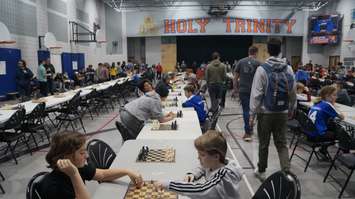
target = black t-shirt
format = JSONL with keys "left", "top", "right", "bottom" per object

{"left": 39, "top": 164, "right": 96, "bottom": 199}
{"left": 234, "top": 57, "right": 261, "bottom": 94}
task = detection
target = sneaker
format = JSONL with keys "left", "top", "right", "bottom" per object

{"left": 243, "top": 134, "right": 252, "bottom": 142}
{"left": 254, "top": 168, "right": 266, "bottom": 181}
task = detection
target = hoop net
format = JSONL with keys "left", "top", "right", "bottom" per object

{"left": 49, "top": 46, "right": 62, "bottom": 55}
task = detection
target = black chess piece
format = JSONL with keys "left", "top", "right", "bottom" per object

{"left": 180, "top": 110, "right": 183, "bottom": 117}
{"left": 175, "top": 97, "right": 178, "bottom": 101}
{"left": 171, "top": 122, "right": 174, "bottom": 130}
{"left": 138, "top": 147, "right": 144, "bottom": 161}
{"left": 172, "top": 121, "right": 177, "bottom": 130}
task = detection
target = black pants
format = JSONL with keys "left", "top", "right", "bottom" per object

{"left": 39, "top": 81, "right": 48, "bottom": 97}
{"left": 120, "top": 109, "right": 144, "bottom": 138}
{"left": 208, "top": 83, "right": 223, "bottom": 113}
{"left": 47, "top": 79, "right": 54, "bottom": 95}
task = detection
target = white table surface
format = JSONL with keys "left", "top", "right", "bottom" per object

{"left": 137, "top": 109, "right": 202, "bottom": 140}
{"left": 0, "top": 77, "right": 128, "bottom": 124}
{"left": 90, "top": 139, "right": 199, "bottom": 199}
{"left": 0, "top": 110, "right": 17, "bottom": 124}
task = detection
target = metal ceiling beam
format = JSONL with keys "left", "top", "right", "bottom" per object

{"left": 103, "top": 0, "right": 329, "bottom": 10}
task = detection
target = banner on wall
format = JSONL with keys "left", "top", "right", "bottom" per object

{"left": 126, "top": 9, "right": 305, "bottom": 37}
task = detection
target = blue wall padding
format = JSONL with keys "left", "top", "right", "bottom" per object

{"left": 77, "top": 53, "right": 85, "bottom": 71}
{"left": 0, "top": 48, "right": 21, "bottom": 96}
{"left": 61, "top": 52, "right": 85, "bottom": 79}
{"left": 37, "top": 50, "right": 50, "bottom": 65}
{"left": 61, "top": 52, "right": 73, "bottom": 79}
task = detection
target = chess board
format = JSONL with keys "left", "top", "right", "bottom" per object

{"left": 31, "top": 98, "right": 47, "bottom": 103}
{"left": 151, "top": 124, "right": 175, "bottom": 131}
{"left": 163, "top": 102, "right": 178, "bottom": 107}
{"left": 136, "top": 148, "right": 175, "bottom": 163}
{"left": 53, "top": 93, "right": 66, "bottom": 98}
{"left": 124, "top": 181, "right": 177, "bottom": 199}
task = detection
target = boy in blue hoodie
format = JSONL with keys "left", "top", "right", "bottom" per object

{"left": 154, "top": 130, "right": 243, "bottom": 199}
{"left": 182, "top": 84, "right": 207, "bottom": 125}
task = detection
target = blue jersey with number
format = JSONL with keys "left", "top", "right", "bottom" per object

{"left": 307, "top": 100, "right": 338, "bottom": 137}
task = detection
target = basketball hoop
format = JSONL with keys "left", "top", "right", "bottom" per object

{"left": 343, "top": 39, "right": 354, "bottom": 43}
{"left": 97, "top": 40, "right": 107, "bottom": 44}
{"left": 49, "top": 46, "right": 62, "bottom": 55}
{"left": 0, "top": 40, "right": 16, "bottom": 44}
{"left": 0, "top": 21, "right": 15, "bottom": 45}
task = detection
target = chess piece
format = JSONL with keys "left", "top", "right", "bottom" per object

{"left": 180, "top": 110, "right": 183, "bottom": 117}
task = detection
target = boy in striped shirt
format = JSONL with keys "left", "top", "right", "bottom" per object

{"left": 154, "top": 130, "right": 243, "bottom": 199}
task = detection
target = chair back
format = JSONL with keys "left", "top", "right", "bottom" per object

{"left": 295, "top": 110, "right": 317, "bottom": 135}
{"left": 252, "top": 171, "right": 301, "bottom": 199}
{"left": 66, "top": 91, "right": 82, "bottom": 112}
{"left": 87, "top": 139, "right": 116, "bottom": 169}
{"left": 26, "top": 103, "right": 46, "bottom": 125}
{"left": 334, "top": 123, "right": 355, "bottom": 152}
{"left": 3, "top": 108, "right": 26, "bottom": 130}
{"left": 26, "top": 171, "right": 49, "bottom": 199}
{"left": 115, "top": 121, "right": 134, "bottom": 141}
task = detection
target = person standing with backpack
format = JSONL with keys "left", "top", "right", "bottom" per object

{"left": 249, "top": 38, "right": 296, "bottom": 181}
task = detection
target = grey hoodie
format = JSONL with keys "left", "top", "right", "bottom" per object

{"left": 124, "top": 91, "right": 164, "bottom": 121}
{"left": 205, "top": 59, "right": 227, "bottom": 85}
{"left": 249, "top": 56, "right": 297, "bottom": 116}
{"left": 162, "top": 159, "right": 243, "bottom": 199}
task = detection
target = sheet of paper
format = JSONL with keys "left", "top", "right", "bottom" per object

{"left": 72, "top": 61, "right": 78, "bottom": 70}
{"left": 0, "top": 61, "right": 6, "bottom": 75}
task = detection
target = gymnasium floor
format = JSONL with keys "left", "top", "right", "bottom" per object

{"left": 0, "top": 92, "right": 354, "bottom": 199}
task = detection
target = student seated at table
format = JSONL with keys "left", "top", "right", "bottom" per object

{"left": 154, "top": 130, "right": 243, "bottom": 199}
{"left": 296, "top": 82, "right": 308, "bottom": 95}
{"left": 307, "top": 86, "right": 345, "bottom": 157}
{"left": 120, "top": 85, "right": 176, "bottom": 138}
{"left": 39, "top": 131, "right": 143, "bottom": 199}
{"left": 182, "top": 85, "right": 207, "bottom": 125}
{"left": 335, "top": 81, "right": 352, "bottom": 106}
{"left": 137, "top": 79, "right": 154, "bottom": 94}
{"left": 156, "top": 73, "right": 172, "bottom": 91}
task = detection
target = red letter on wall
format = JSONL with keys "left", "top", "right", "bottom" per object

{"left": 225, "top": 17, "right": 231, "bottom": 33}
{"left": 253, "top": 19, "right": 265, "bottom": 33}
{"left": 196, "top": 18, "right": 209, "bottom": 33}
{"left": 284, "top": 19, "right": 296, "bottom": 33}
{"left": 266, "top": 19, "right": 271, "bottom": 33}
{"left": 235, "top": 18, "right": 245, "bottom": 32}
{"left": 177, "top": 19, "right": 187, "bottom": 33}
{"left": 246, "top": 19, "right": 252, "bottom": 33}
{"left": 188, "top": 19, "right": 197, "bottom": 33}
{"left": 272, "top": 19, "right": 282, "bottom": 33}
{"left": 164, "top": 19, "right": 176, "bottom": 33}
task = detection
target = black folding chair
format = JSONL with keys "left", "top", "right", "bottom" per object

{"left": 323, "top": 124, "right": 355, "bottom": 198}
{"left": 87, "top": 139, "right": 116, "bottom": 169}
{"left": 26, "top": 171, "right": 49, "bottom": 199}
{"left": 21, "top": 103, "right": 50, "bottom": 148}
{"left": 290, "top": 110, "right": 335, "bottom": 172}
{"left": 252, "top": 170, "right": 301, "bottom": 199}
{"left": 0, "top": 108, "right": 32, "bottom": 164}
{"left": 56, "top": 91, "right": 86, "bottom": 133}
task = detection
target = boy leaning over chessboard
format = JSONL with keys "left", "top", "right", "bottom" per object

{"left": 154, "top": 130, "right": 243, "bottom": 199}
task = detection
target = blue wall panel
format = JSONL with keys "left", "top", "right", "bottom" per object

{"left": 77, "top": 53, "right": 85, "bottom": 71}
{"left": 0, "top": 48, "right": 21, "bottom": 96}
{"left": 61, "top": 52, "right": 74, "bottom": 79}
{"left": 37, "top": 50, "right": 50, "bottom": 65}
{"left": 61, "top": 52, "right": 85, "bottom": 79}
